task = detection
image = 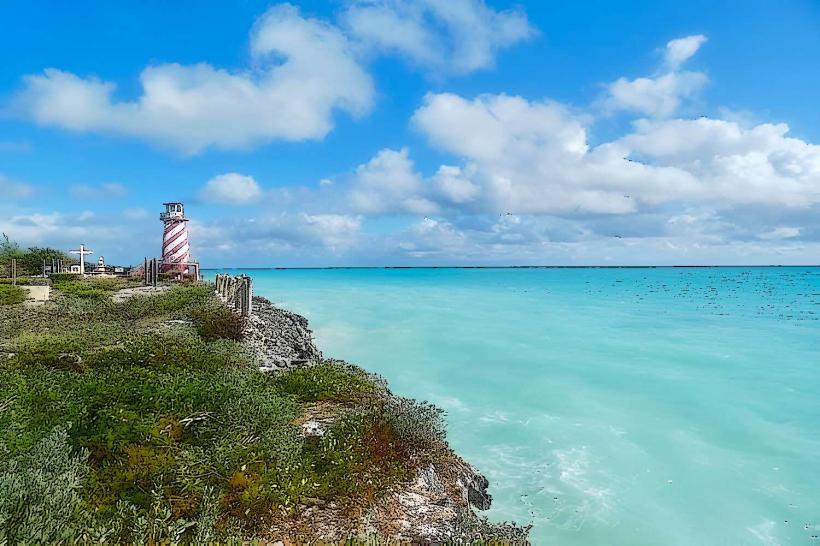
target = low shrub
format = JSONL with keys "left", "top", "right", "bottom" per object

{"left": 376, "top": 397, "right": 446, "bottom": 453}
{"left": 48, "top": 273, "right": 80, "bottom": 284}
{"left": 0, "top": 284, "right": 26, "bottom": 305}
{"left": 117, "top": 284, "right": 213, "bottom": 320}
{"left": 190, "top": 304, "right": 245, "bottom": 341}
{"left": 51, "top": 276, "right": 139, "bottom": 300}
{"left": 8, "top": 333, "right": 85, "bottom": 371}
{"left": 88, "top": 331, "right": 246, "bottom": 373}
{"left": 274, "top": 361, "right": 381, "bottom": 403}
{"left": 0, "top": 427, "right": 90, "bottom": 544}
{"left": 0, "top": 277, "right": 49, "bottom": 286}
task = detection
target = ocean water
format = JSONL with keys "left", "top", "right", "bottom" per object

{"left": 208, "top": 267, "right": 820, "bottom": 545}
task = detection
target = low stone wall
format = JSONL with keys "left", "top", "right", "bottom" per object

{"left": 215, "top": 274, "right": 253, "bottom": 317}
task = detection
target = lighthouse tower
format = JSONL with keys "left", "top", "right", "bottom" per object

{"left": 159, "top": 202, "right": 192, "bottom": 274}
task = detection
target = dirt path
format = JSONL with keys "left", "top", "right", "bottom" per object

{"left": 112, "top": 285, "right": 171, "bottom": 302}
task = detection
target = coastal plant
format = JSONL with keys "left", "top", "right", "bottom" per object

{"left": 47, "top": 272, "right": 80, "bottom": 284}
{"left": 0, "top": 279, "right": 457, "bottom": 542}
{"left": 51, "top": 276, "right": 138, "bottom": 300}
{"left": 0, "top": 284, "right": 26, "bottom": 305}
{"left": 274, "top": 360, "right": 382, "bottom": 403}
{"left": 116, "top": 283, "right": 213, "bottom": 320}
{"left": 377, "top": 397, "right": 446, "bottom": 453}
{"left": 0, "top": 277, "right": 49, "bottom": 286}
{"left": 0, "top": 427, "right": 89, "bottom": 544}
{"left": 190, "top": 303, "right": 246, "bottom": 341}
{"left": 52, "top": 280, "right": 110, "bottom": 300}
{"left": 7, "top": 333, "right": 85, "bottom": 371}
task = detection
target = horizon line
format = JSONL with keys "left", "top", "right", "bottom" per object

{"left": 201, "top": 264, "right": 820, "bottom": 271}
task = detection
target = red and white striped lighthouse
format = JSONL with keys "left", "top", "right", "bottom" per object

{"left": 160, "top": 202, "right": 192, "bottom": 274}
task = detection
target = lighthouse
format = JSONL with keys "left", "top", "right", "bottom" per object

{"left": 159, "top": 202, "right": 195, "bottom": 276}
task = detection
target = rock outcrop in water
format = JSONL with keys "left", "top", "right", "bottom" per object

{"left": 240, "top": 295, "right": 529, "bottom": 543}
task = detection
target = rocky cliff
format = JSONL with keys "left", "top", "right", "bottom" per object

{"left": 241, "top": 296, "right": 530, "bottom": 544}
{"left": 243, "top": 296, "right": 323, "bottom": 371}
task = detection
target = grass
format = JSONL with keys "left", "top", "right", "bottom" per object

{"left": 0, "top": 281, "right": 449, "bottom": 542}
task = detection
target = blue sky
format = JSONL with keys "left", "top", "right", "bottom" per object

{"left": 2, "top": 0, "right": 819, "bottom": 266}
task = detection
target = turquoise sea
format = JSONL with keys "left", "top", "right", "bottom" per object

{"left": 208, "top": 267, "right": 819, "bottom": 545}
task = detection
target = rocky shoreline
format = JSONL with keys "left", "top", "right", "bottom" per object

{"left": 242, "top": 296, "right": 530, "bottom": 543}
{"left": 243, "top": 296, "right": 323, "bottom": 371}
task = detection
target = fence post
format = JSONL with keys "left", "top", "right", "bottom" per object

{"left": 245, "top": 275, "right": 253, "bottom": 316}
{"left": 11, "top": 258, "right": 16, "bottom": 285}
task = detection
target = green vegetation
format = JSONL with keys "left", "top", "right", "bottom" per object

{"left": 0, "top": 284, "right": 27, "bottom": 305}
{"left": 190, "top": 302, "right": 246, "bottom": 341}
{"left": 0, "top": 277, "right": 49, "bottom": 286}
{"left": 50, "top": 274, "right": 141, "bottom": 299}
{"left": 0, "top": 280, "right": 448, "bottom": 542}
{"left": 274, "top": 360, "right": 384, "bottom": 403}
{"left": 0, "top": 233, "right": 74, "bottom": 277}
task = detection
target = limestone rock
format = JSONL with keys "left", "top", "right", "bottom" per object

{"left": 242, "top": 296, "right": 322, "bottom": 371}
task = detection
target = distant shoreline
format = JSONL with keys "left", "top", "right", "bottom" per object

{"left": 203, "top": 264, "right": 820, "bottom": 271}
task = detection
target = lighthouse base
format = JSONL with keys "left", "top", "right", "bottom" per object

{"left": 160, "top": 261, "right": 201, "bottom": 280}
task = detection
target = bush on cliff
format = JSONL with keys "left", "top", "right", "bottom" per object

{"left": 190, "top": 303, "right": 246, "bottom": 341}
{"left": 274, "top": 361, "right": 381, "bottom": 403}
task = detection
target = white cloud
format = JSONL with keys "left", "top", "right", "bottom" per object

{"left": 612, "top": 117, "right": 820, "bottom": 206}
{"left": 14, "top": 4, "right": 374, "bottom": 154}
{"left": 391, "top": 90, "right": 820, "bottom": 217}
{"left": 603, "top": 34, "right": 708, "bottom": 117}
{"left": 201, "top": 173, "right": 263, "bottom": 205}
{"left": 191, "top": 212, "right": 362, "bottom": 257}
{"left": 298, "top": 213, "right": 362, "bottom": 249}
{"left": 759, "top": 226, "right": 800, "bottom": 240}
{"left": 665, "top": 35, "right": 707, "bottom": 69}
{"left": 342, "top": 0, "right": 535, "bottom": 74}
{"left": 0, "top": 176, "right": 34, "bottom": 199}
{"left": 604, "top": 71, "right": 707, "bottom": 118}
{"left": 433, "top": 165, "right": 480, "bottom": 204}
{"left": 411, "top": 92, "right": 639, "bottom": 215}
{"left": 350, "top": 147, "right": 438, "bottom": 214}
{"left": 70, "top": 182, "right": 128, "bottom": 199}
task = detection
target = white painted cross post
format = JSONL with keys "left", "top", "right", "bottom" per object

{"left": 70, "top": 244, "right": 94, "bottom": 276}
